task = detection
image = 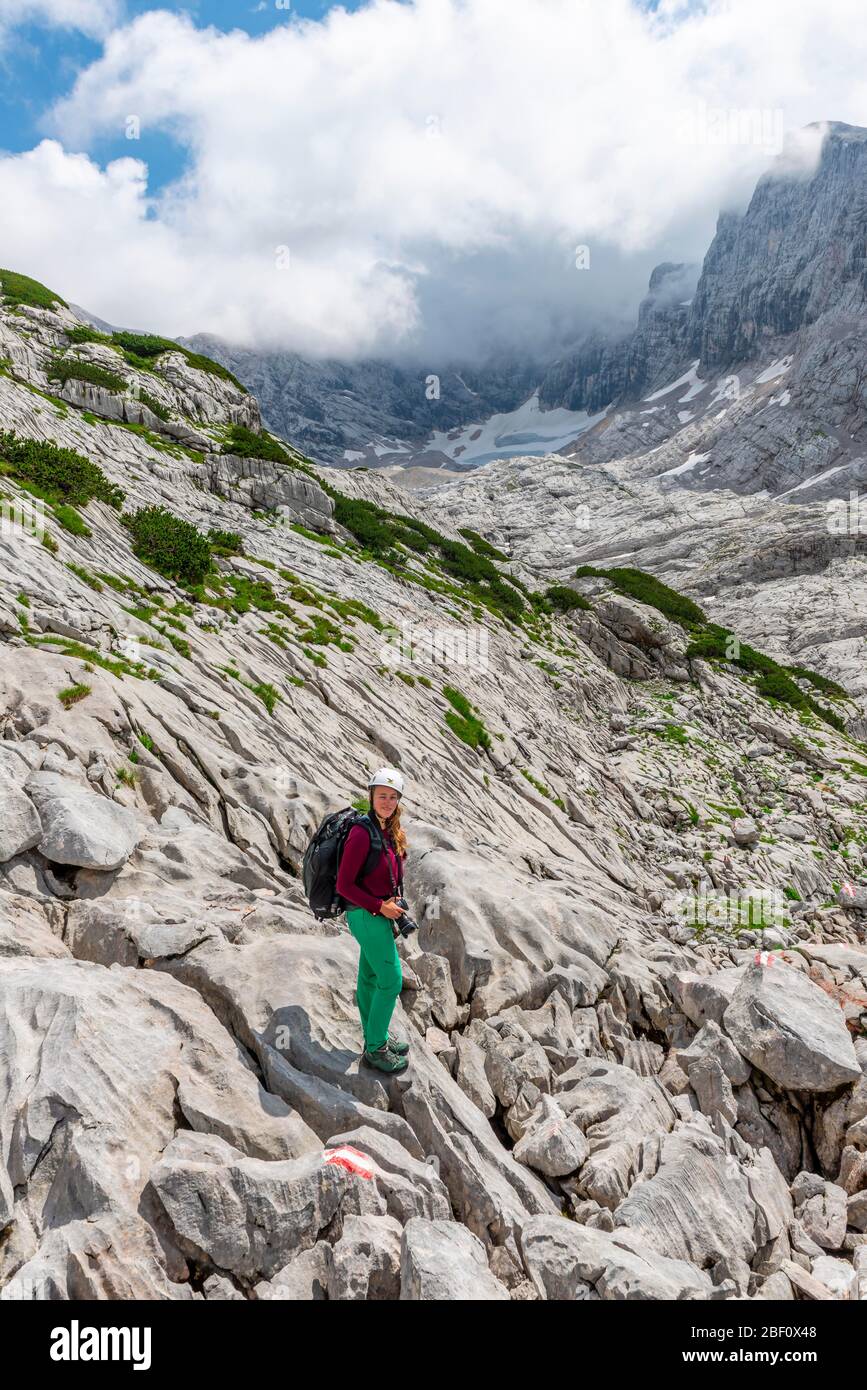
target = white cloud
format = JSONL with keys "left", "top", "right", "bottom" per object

{"left": 1, "top": 0, "right": 866, "bottom": 358}
{"left": 0, "top": 0, "right": 120, "bottom": 42}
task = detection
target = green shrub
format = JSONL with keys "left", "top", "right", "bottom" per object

{"left": 458, "top": 527, "right": 510, "bottom": 561}
{"left": 137, "top": 390, "right": 170, "bottom": 422}
{"left": 66, "top": 325, "right": 114, "bottom": 347}
{"left": 123, "top": 506, "right": 213, "bottom": 585}
{"left": 208, "top": 528, "right": 244, "bottom": 556}
{"left": 47, "top": 358, "right": 127, "bottom": 393}
{"left": 109, "top": 332, "right": 247, "bottom": 392}
{"left": 0, "top": 430, "right": 124, "bottom": 508}
{"left": 543, "top": 584, "right": 592, "bottom": 613}
{"left": 222, "top": 424, "right": 290, "bottom": 463}
{"left": 788, "top": 665, "right": 848, "bottom": 699}
{"left": 574, "top": 565, "right": 707, "bottom": 626}
{"left": 0, "top": 268, "right": 67, "bottom": 310}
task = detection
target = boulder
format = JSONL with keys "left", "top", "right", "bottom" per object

{"left": 149, "top": 1131, "right": 347, "bottom": 1282}
{"left": 0, "top": 785, "right": 41, "bottom": 864}
{"left": 399, "top": 1217, "right": 509, "bottom": 1301}
{"left": 519, "top": 1215, "right": 714, "bottom": 1300}
{"left": 512, "top": 1094, "right": 589, "bottom": 1178}
{"left": 25, "top": 772, "right": 142, "bottom": 871}
{"left": 722, "top": 960, "right": 861, "bottom": 1092}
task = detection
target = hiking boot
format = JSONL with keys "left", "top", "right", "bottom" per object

{"left": 387, "top": 1032, "right": 410, "bottom": 1056}
{"left": 363, "top": 1041, "right": 408, "bottom": 1073}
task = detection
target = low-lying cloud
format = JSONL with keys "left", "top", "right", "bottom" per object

{"left": 0, "top": 0, "right": 861, "bottom": 361}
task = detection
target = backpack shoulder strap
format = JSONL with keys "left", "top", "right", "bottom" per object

{"left": 357, "top": 812, "right": 384, "bottom": 878}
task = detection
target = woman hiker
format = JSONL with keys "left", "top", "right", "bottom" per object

{"left": 336, "top": 766, "right": 411, "bottom": 1074}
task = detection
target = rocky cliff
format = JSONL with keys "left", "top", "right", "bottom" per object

{"left": 1, "top": 272, "right": 866, "bottom": 1302}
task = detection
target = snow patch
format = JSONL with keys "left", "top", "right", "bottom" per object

{"left": 643, "top": 360, "right": 702, "bottom": 403}
{"left": 756, "top": 356, "right": 793, "bottom": 384}
{"left": 425, "top": 391, "right": 606, "bottom": 466}
{"left": 774, "top": 463, "right": 850, "bottom": 499}
{"left": 655, "top": 451, "right": 711, "bottom": 479}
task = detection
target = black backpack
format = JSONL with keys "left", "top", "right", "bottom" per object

{"left": 302, "top": 808, "right": 400, "bottom": 920}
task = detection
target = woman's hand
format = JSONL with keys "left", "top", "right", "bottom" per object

{"left": 379, "top": 898, "right": 403, "bottom": 921}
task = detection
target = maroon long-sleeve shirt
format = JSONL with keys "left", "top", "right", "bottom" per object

{"left": 336, "top": 822, "right": 405, "bottom": 915}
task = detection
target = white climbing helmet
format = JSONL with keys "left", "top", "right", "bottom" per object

{"left": 368, "top": 766, "right": 405, "bottom": 797}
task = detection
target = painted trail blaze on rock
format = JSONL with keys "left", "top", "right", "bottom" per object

{"left": 322, "top": 1145, "right": 375, "bottom": 1179}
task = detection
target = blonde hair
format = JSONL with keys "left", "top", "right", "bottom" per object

{"left": 370, "top": 796, "right": 408, "bottom": 857}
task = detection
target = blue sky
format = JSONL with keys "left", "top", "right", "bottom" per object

{"left": 0, "top": 1, "right": 368, "bottom": 192}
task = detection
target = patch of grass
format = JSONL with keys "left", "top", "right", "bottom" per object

{"left": 839, "top": 758, "right": 867, "bottom": 777}
{"left": 33, "top": 635, "right": 144, "bottom": 679}
{"left": 521, "top": 767, "right": 551, "bottom": 798}
{"left": 442, "top": 685, "right": 492, "bottom": 751}
{"left": 246, "top": 681, "right": 280, "bottom": 714}
{"left": 137, "top": 731, "right": 155, "bottom": 751}
{"left": 158, "top": 628, "right": 191, "bottom": 659}
{"left": 653, "top": 723, "right": 689, "bottom": 746}
{"left": 289, "top": 522, "right": 338, "bottom": 547}
{"left": 0, "top": 268, "right": 67, "bottom": 309}
{"left": 223, "top": 574, "right": 283, "bottom": 615}
{"left": 58, "top": 682, "right": 91, "bottom": 709}
{"left": 66, "top": 561, "right": 103, "bottom": 591}
{"left": 53, "top": 503, "right": 91, "bottom": 537}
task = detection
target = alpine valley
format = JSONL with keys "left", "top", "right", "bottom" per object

{"left": 0, "top": 121, "right": 866, "bottom": 1304}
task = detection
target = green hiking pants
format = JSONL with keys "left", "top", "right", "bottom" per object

{"left": 345, "top": 906, "right": 402, "bottom": 1052}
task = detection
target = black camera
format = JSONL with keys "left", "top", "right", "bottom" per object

{"left": 394, "top": 896, "right": 418, "bottom": 938}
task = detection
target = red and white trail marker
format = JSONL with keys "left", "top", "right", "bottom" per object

{"left": 322, "top": 1145, "right": 376, "bottom": 1180}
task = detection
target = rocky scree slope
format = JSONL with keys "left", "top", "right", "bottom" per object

{"left": 0, "top": 274, "right": 866, "bottom": 1301}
